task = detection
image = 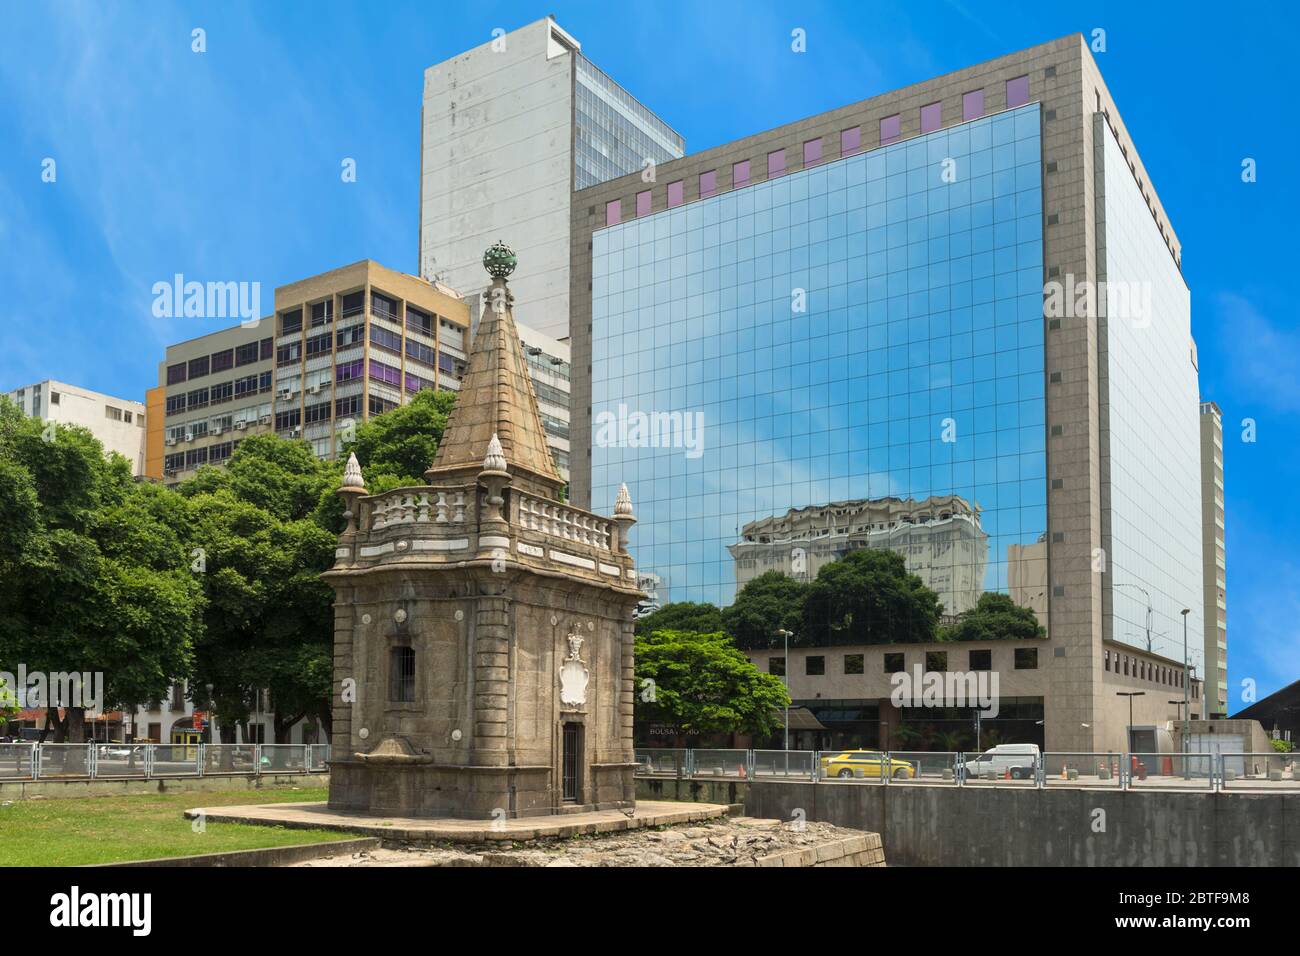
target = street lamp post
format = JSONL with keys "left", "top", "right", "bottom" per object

{"left": 1116, "top": 691, "right": 1145, "bottom": 759}
{"left": 1181, "top": 608, "right": 1191, "bottom": 779}
{"left": 776, "top": 629, "right": 793, "bottom": 752}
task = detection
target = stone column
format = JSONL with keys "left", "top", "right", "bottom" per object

{"left": 331, "top": 589, "right": 356, "bottom": 756}
{"left": 471, "top": 596, "right": 511, "bottom": 766}
{"left": 618, "top": 617, "right": 636, "bottom": 761}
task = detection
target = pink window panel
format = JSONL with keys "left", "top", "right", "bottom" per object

{"left": 636, "top": 190, "right": 651, "bottom": 217}
{"left": 920, "top": 102, "right": 942, "bottom": 133}
{"left": 841, "top": 126, "right": 861, "bottom": 157}
{"left": 1006, "top": 75, "right": 1030, "bottom": 108}
{"left": 803, "top": 138, "right": 822, "bottom": 167}
{"left": 699, "top": 169, "right": 717, "bottom": 198}
{"left": 963, "top": 89, "right": 985, "bottom": 121}
{"left": 733, "top": 160, "right": 751, "bottom": 188}
{"left": 605, "top": 200, "right": 621, "bottom": 226}
{"left": 879, "top": 114, "right": 901, "bottom": 145}
{"left": 767, "top": 148, "right": 785, "bottom": 177}
{"left": 667, "top": 180, "right": 684, "bottom": 207}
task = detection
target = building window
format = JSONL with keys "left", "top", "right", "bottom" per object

{"left": 635, "top": 190, "right": 651, "bottom": 217}
{"left": 1104, "top": 650, "right": 1111, "bottom": 672}
{"left": 104, "top": 406, "right": 122, "bottom": 421}
{"left": 926, "top": 651, "right": 947, "bottom": 672}
{"left": 699, "top": 169, "right": 717, "bottom": 198}
{"left": 733, "top": 159, "right": 750, "bottom": 188}
{"left": 963, "top": 89, "right": 985, "bottom": 121}
{"left": 920, "top": 101, "right": 942, "bottom": 133}
{"left": 49, "top": 391, "right": 60, "bottom": 405}
{"left": 805, "top": 655, "right": 825, "bottom": 676}
{"left": 211, "top": 348, "right": 234, "bottom": 372}
{"left": 768, "top": 656, "right": 786, "bottom": 677}
{"left": 884, "top": 653, "right": 904, "bottom": 674}
{"left": 407, "top": 306, "right": 433, "bottom": 337}
{"left": 666, "top": 180, "right": 683, "bottom": 207}
{"left": 235, "top": 342, "right": 259, "bottom": 367}
{"left": 371, "top": 291, "right": 399, "bottom": 323}
{"left": 969, "top": 649, "right": 992, "bottom": 671}
{"left": 188, "top": 356, "right": 210, "bottom": 379}
{"left": 844, "top": 654, "right": 864, "bottom": 675}
{"left": 260, "top": 337, "right": 273, "bottom": 360}
{"left": 840, "top": 126, "right": 861, "bottom": 157}
{"left": 879, "top": 113, "right": 901, "bottom": 145}
{"left": 311, "top": 300, "right": 333, "bottom": 327}
{"left": 803, "top": 137, "right": 822, "bottom": 167}
{"left": 1015, "top": 647, "right": 1038, "bottom": 670}
{"left": 280, "top": 310, "right": 302, "bottom": 335}
{"left": 167, "top": 363, "right": 187, "bottom": 385}
{"left": 767, "top": 148, "right": 785, "bottom": 178}
{"left": 1006, "top": 75, "right": 1030, "bottom": 108}
{"left": 605, "top": 199, "right": 621, "bottom": 226}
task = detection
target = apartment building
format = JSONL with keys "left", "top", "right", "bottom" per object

{"left": 5, "top": 380, "right": 146, "bottom": 476}
{"left": 149, "top": 261, "right": 472, "bottom": 483}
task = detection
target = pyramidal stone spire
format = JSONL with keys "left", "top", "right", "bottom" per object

{"left": 341, "top": 452, "right": 366, "bottom": 491}
{"left": 424, "top": 241, "right": 564, "bottom": 496}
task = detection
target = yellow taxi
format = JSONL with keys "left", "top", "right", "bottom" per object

{"left": 821, "top": 750, "right": 915, "bottom": 780}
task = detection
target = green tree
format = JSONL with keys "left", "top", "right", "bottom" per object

{"left": 635, "top": 629, "right": 789, "bottom": 744}
{"left": 343, "top": 389, "right": 455, "bottom": 485}
{"left": 940, "top": 592, "right": 1045, "bottom": 642}
{"left": 179, "top": 435, "right": 337, "bottom": 743}
{"left": 634, "top": 601, "right": 723, "bottom": 639}
{"left": 0, "top": 398, "right": 203, "bottom": 742}
{"left": 802, "top": 548, "right": 942, "bottom": 646}
{"left": 722, "top": 571, "right": 807, "bottom": 649}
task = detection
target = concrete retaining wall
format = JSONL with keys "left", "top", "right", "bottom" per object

{"left": 0, "top": 771, "right": 329, "bottom": 801}
{"left": 745, "top": 780, "right": 1300, "bottom": 866}
{"left": 636, "top": 776, "right": 749, "bottom": 806}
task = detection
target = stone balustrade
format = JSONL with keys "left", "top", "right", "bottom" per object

{"left": 368, "top": 487, "right": 468, "bottom": 531}
{"left": 516, "top": 494, "right": 611, "bottom": 551}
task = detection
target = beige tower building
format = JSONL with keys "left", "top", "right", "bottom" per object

{"left": 1200, "top": 401, "right": 1227, "bottom": 717}
{"left": 323, "top": 244, "right": 642, "bottom": 819}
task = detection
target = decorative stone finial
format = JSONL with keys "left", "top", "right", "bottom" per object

{"left": 482, "top": 433, "right": 508, "bottom": 473}
{"left": 341, "top": 452, "right": 366, "bottom": 491}
{"left": 483, "top": 240, "right": 517, "bottom": 279}
{"left": 614, "top": 482, "right": 634, "bottom": 517}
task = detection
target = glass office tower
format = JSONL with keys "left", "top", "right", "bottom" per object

{"left": 591, "top": 104, "right": 1046, "bottom": 614}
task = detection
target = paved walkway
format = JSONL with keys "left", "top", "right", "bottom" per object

{"left": 184, "top": 799, "right": 731, "bottom": 844}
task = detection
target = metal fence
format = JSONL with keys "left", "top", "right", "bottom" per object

{"left": 633, "top": 748, "right": 1300, "bottom": 791}
{"left": 0, "top": 742, "right": 330, "bottom": 781}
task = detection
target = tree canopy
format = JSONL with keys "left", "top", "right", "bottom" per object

{"left": 722, "top": 571, "right": 808, "bottom": 649}
{"left": 634, "top": 629, "right": 789, "bottom": 741}
{"left": 633, "top": 601, "right": 724, "bottom": 639}
{"left": 940, "top": 592, "right": 1046, "bottom": 642}
{"left": 801, "top": 548, "right": 943, "bottom": 645}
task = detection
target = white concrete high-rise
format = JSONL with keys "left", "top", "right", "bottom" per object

{"left": 419, "top": 17, "right": 683, "bottom": 340}
{"left": 5, "top": 379, "right": 146, "bottom": 476}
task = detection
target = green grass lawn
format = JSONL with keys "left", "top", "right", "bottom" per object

{"left": 0, "top": 786, "right": 349, "bottom": 866}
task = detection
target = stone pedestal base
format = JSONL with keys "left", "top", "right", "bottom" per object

{"left": 328, "top": 759, "right": 635, "bottom": 820}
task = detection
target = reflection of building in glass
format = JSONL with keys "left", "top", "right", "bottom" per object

{"left": 634, "top": 570, "right": 663, "bottom": 619}
{"left": 729, "top": 495, "right": 988, "bottom": 615}
{"left": 1007, "top": 532, "right": 1048, "bottom": 626}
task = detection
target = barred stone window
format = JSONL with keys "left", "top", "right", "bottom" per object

{"left": 390, "top": 647, "right": 415, "bottom": 702}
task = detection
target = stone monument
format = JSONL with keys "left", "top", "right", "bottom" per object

{"left": 323, "top": 241, "right": 643, "bottom": 819}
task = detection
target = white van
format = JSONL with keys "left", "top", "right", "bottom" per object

{"left": 965, "top": 743, "right": 1040, "bottom": 780}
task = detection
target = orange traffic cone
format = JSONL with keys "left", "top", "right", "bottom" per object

{"left": 738, "top": 762, "right": 746, "bottom": 778}
{"left": 1060, "top": 762, "right": 1068, "bottom": 780}
{"left": 1004, "top": 767, "right": 1011, "bottom": 780}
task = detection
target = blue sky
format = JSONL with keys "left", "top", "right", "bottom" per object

{"left": 1, "top": 1, "right": 1296, "bottom": 704}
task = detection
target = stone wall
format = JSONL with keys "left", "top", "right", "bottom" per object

{"left": 746, "top": 779, "right": 1300, "bottom": 866}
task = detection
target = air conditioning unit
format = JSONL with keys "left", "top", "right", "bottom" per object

{"left": 165, "top": 438, "right": 178, "bottom": 446}
{"left": 291, "top": 426, "right": 302, "bottom": 436}
{"left": 308, "top": 384, "right": 321, "bottom": 394}
{"left": 211, "top": 427, "right": 223, "bottom": 436}
{"left": 259, "top": 415, "right": 271, "bottom": 424}
{"left": 183, "top": 433, "right": 194, "bottom": 443}
{"left": 234, "top": 420, "right": 248, "bottom": 430}
{"left": 279, "top": 389, "right": 293, "bottom": 399}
